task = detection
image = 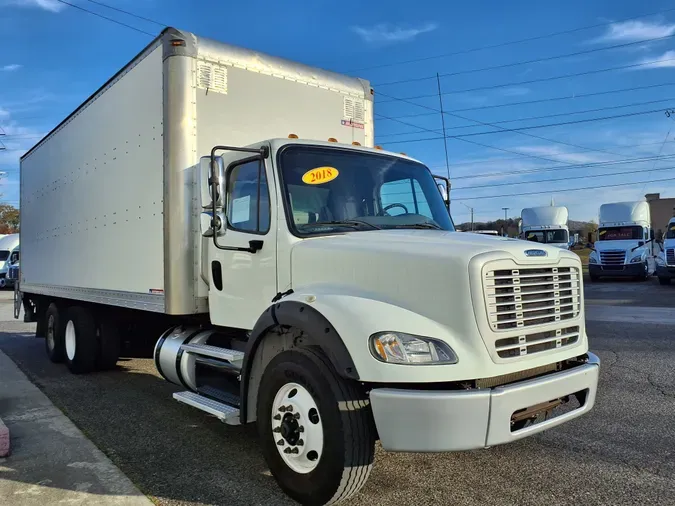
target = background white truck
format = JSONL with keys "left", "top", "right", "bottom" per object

{"left": 16, "top": 27, "right": 599, "bottom": 505}
{"left": 656, "top": 217, "right": 675, "bottom": 285}
{"left": 589, "top": 201, "right": 655, "bottom": 282}
{"left": 0, "top": 233, "right": 20, "bottom": 288}
{"left": 520, "top": 206, "right": 570, "bottom": 249}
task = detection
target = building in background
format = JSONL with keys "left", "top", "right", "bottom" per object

{"left": 645, "top": 193, "right": 675, "bottom": 241}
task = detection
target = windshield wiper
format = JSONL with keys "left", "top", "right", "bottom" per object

{"left": 393, "top": 222, "right": 442, "bottom": 230}
{"left": 302, "top": 220, "right": 381, "bottom": 230}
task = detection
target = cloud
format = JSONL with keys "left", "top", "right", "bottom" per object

{"left": 593, "top": 20, "right": 675, "bottom": 43}
{"left": 1, "top": 64, "right": 21, "bottom": 72}
{"left": 635, "top": 50, "right": 675, "bottom": 69}
{"left": 0, "top": 0, "right": 64, "bottom": 11}
{"left": 351, "top": 23, "right": 438, "bottom": 44}
{"left": 499, "top": 87, "right": 531, "bottom": 97}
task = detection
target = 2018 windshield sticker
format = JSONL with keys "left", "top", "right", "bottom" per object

{"left": 302, "top": 167, "right": 339, "bottom": 185}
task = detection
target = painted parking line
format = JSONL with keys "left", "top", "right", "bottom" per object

{"left": 585, "top": 304, "right": 675, "bottom": 325}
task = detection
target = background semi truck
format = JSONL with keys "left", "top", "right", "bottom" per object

{"left": 589, "top": 201, "right": 655, "bottom": 282}
{"left": 520, "top": 206, "right": 570, "bottom": 249}
{"left": 16, "top": 28, "right": 599, "bottom": 505}
{"left": 656, "top": 217, "right": 675, "bottom": 285}
{"left": 0, "top": 233, "right": 20, "bottom": 289}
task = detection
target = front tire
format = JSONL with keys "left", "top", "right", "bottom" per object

{"left": 64, "top": 306, "right": 98, "bottom": 374}
{"left": 257, "top": 347, "right": 375, "bottom": 505}
{"left": 659, "top": 276, "right": 671, "bottom": 285}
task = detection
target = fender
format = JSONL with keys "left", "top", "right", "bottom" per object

{"left": 239, "top": 300, "right": 359, "bottom": 423}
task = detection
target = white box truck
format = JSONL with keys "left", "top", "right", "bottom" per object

{"left": 589, "top": 201, "right": 654, "bottom": 282}
{"left": 656, "top": 217, "right": 675, "bottom": 284}
{"left": 16, "top": 28, "right": 599, "bottom": 505}
{"left": 520, "top": 206, "right": 570, "bottom": 249}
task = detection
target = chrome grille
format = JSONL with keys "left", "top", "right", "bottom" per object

{"left": 667, "top": 248, "right": 675, "bottom": 266}
{"left": 495, "top": 326, "right": 580, "bottom": 359}
{"left": 599, "top": 250, "right": 626, "bottom": 265}
{"left": 484, "top": 266, "right": 581, "bottom": 332}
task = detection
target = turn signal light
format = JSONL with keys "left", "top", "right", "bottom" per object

{"left": 327, "top": 138, "right": 338, "bottom": 143}
{"left": 375, "top": 145, "right": 383, "bottom": 150}
{"left": 288, "top": 134, "right": 298, "bottom": 139}
{"left": 352, "top": 141, "right": 361, "bottom": 146}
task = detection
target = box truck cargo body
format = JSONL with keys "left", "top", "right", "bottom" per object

{"left": 16, "top": 28, "right": 599, "bottom": 505}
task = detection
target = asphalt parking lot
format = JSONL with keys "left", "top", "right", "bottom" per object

{"left": 1, "top": 279, "right": 674, "bottom": 506}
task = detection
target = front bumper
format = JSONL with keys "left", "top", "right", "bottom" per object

{"left": 370, "top": 352, "right": 600, "bottom": 452}
{"left": 589, "top": 262, "right": 644, "bottom": 277}
{"left": 656, "top": 265, "right": 675, "bottom": 278}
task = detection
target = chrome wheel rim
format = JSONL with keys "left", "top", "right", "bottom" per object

{"left": 65, "top": 320, "right": 76, "bottom": 361}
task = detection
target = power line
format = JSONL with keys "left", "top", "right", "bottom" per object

{"left": 376, "top": 111, "right": 567, "bottom": 164}
{"left": 449, "top": 153, "right": 675, "bottom": 181}
{"left": 381, "top": 82, "right": 675, "bottom": 119}
{"left": 427, "top": 140, "right": 675, "bottom": 171}
{"left": 455, "top": 173, "right": 675, "bottom": 201}
{"left": 377, "top": 57, "right": 675, "bottom": 103}
{"left": 375, "top": 92, "right": 640, "bottom": 157}
{"left": 377, "top": 97, "right": 675, "bottom": 140}
{"left": 350, "top": 7, "right": 675, "bottom": 72}
{"left": 375, "top": 33, "right": 675, "bottom": 87}
{"left": 55, "top": 0, "right": 155, "bottom": 37}
{"left": 83, "top": 0, "right": 165, "bottom": 27}
{"left": 378, "top": 106, "right": 670, "bottom": 146}
{"left": 453, "top": 162, "right": 675, "bottom": 192}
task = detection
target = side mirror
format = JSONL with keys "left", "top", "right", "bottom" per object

{"left": 199, "top": 156, "right": 225, "bottom": 209}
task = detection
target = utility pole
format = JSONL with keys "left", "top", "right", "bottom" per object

{"left": 461, "top": 203, "right": 474, "bottom": 231}
{"left": 501, "top": 207, "right": 509, "bottom": 237}
{"left": 436, "top": 73, "right": 450, "bottom": 182}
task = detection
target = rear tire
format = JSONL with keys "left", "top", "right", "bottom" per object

{"left": 64, "top": 306, "right": 98, "bottom": 374}
{"left": 45, "top": 302, "right": 65, "bottom": 363}
{"left": 659, "top": 276, "right": 671, "bottom": 286}
{"left": 257, "top": 346, "right": 375, "bottom": 505}
{"left": 96, "top": 319, "right": 121, "bottom": 370}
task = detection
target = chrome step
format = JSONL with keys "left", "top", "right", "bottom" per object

{"left": 173, "top": 391, "right": 240, "bottom": 425}
{"left": 180, "top": 343, "right": 245, "bottom": 366}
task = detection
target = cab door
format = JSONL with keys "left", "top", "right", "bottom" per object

{"left": 207, "top": 154, "right": 278, "bottom": 330}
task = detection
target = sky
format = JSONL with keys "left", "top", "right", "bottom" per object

{"left": 3, "top": 0, "right": 675, "bottom": 224}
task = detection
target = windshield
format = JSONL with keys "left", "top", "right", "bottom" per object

{"left": 279, "top": 146, "right": 454, "bottom": 235}
{"left": 667, "top": 224, "right": 675, "bottom": 239}
{"left": 598, "top": 226, "right": 643, "bottom": 241}
{"left": 524, "top": 229, "right": 568, "bottom": 244}
{"left": 0, "top": 251, "right": 9, "bottom": 261}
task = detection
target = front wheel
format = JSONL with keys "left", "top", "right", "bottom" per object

{"left": 257, "top": 347, "right": 375, "bottom": 505}
{"left": 638, "top": 261, "right": 649, "bottom": 281}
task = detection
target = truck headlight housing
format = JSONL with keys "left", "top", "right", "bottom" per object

{"left": 369, "top": 332, "right": 458, "bottom": 365}
{"left": 630, "top": 255, "right": 643, "bottom": 264}
{"left": 589, "top": 252, "right": 598, "bottom": 264}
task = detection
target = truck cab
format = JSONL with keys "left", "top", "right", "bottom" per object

{"left": 656, "top": 217, "right": 675, "bottom": 285}
{"left": 0, "top": 234, "right": 20, "bottom": 288}
{"left": 589, "top": 201, "right": 653, "bottom": 281}
{"left": 520, "top": 206, "right": 570, "bottom": 249}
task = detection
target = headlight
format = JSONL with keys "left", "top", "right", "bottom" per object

{"left": 630, "top": 255, "right": 643, "bottom": 264}
{"left": 589, "top": 252, "right": 598, "bottom": 264}
{"left": 370, "top": 332, "right": 458, "bottom": 365}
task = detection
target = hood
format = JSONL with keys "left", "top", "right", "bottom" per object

{"left": 290, "top": 229, "right": 576, "bottom": 324}
{"left": 594, "top": 239, "right": 639, "bottom": 252}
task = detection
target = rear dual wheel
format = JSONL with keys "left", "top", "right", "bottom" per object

{"left": 43, "top": 303, "right": 120, "bottom": 373}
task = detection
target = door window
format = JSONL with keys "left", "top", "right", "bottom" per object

{"left": 226, "top": 159, "right": 270, "bottom": 234}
